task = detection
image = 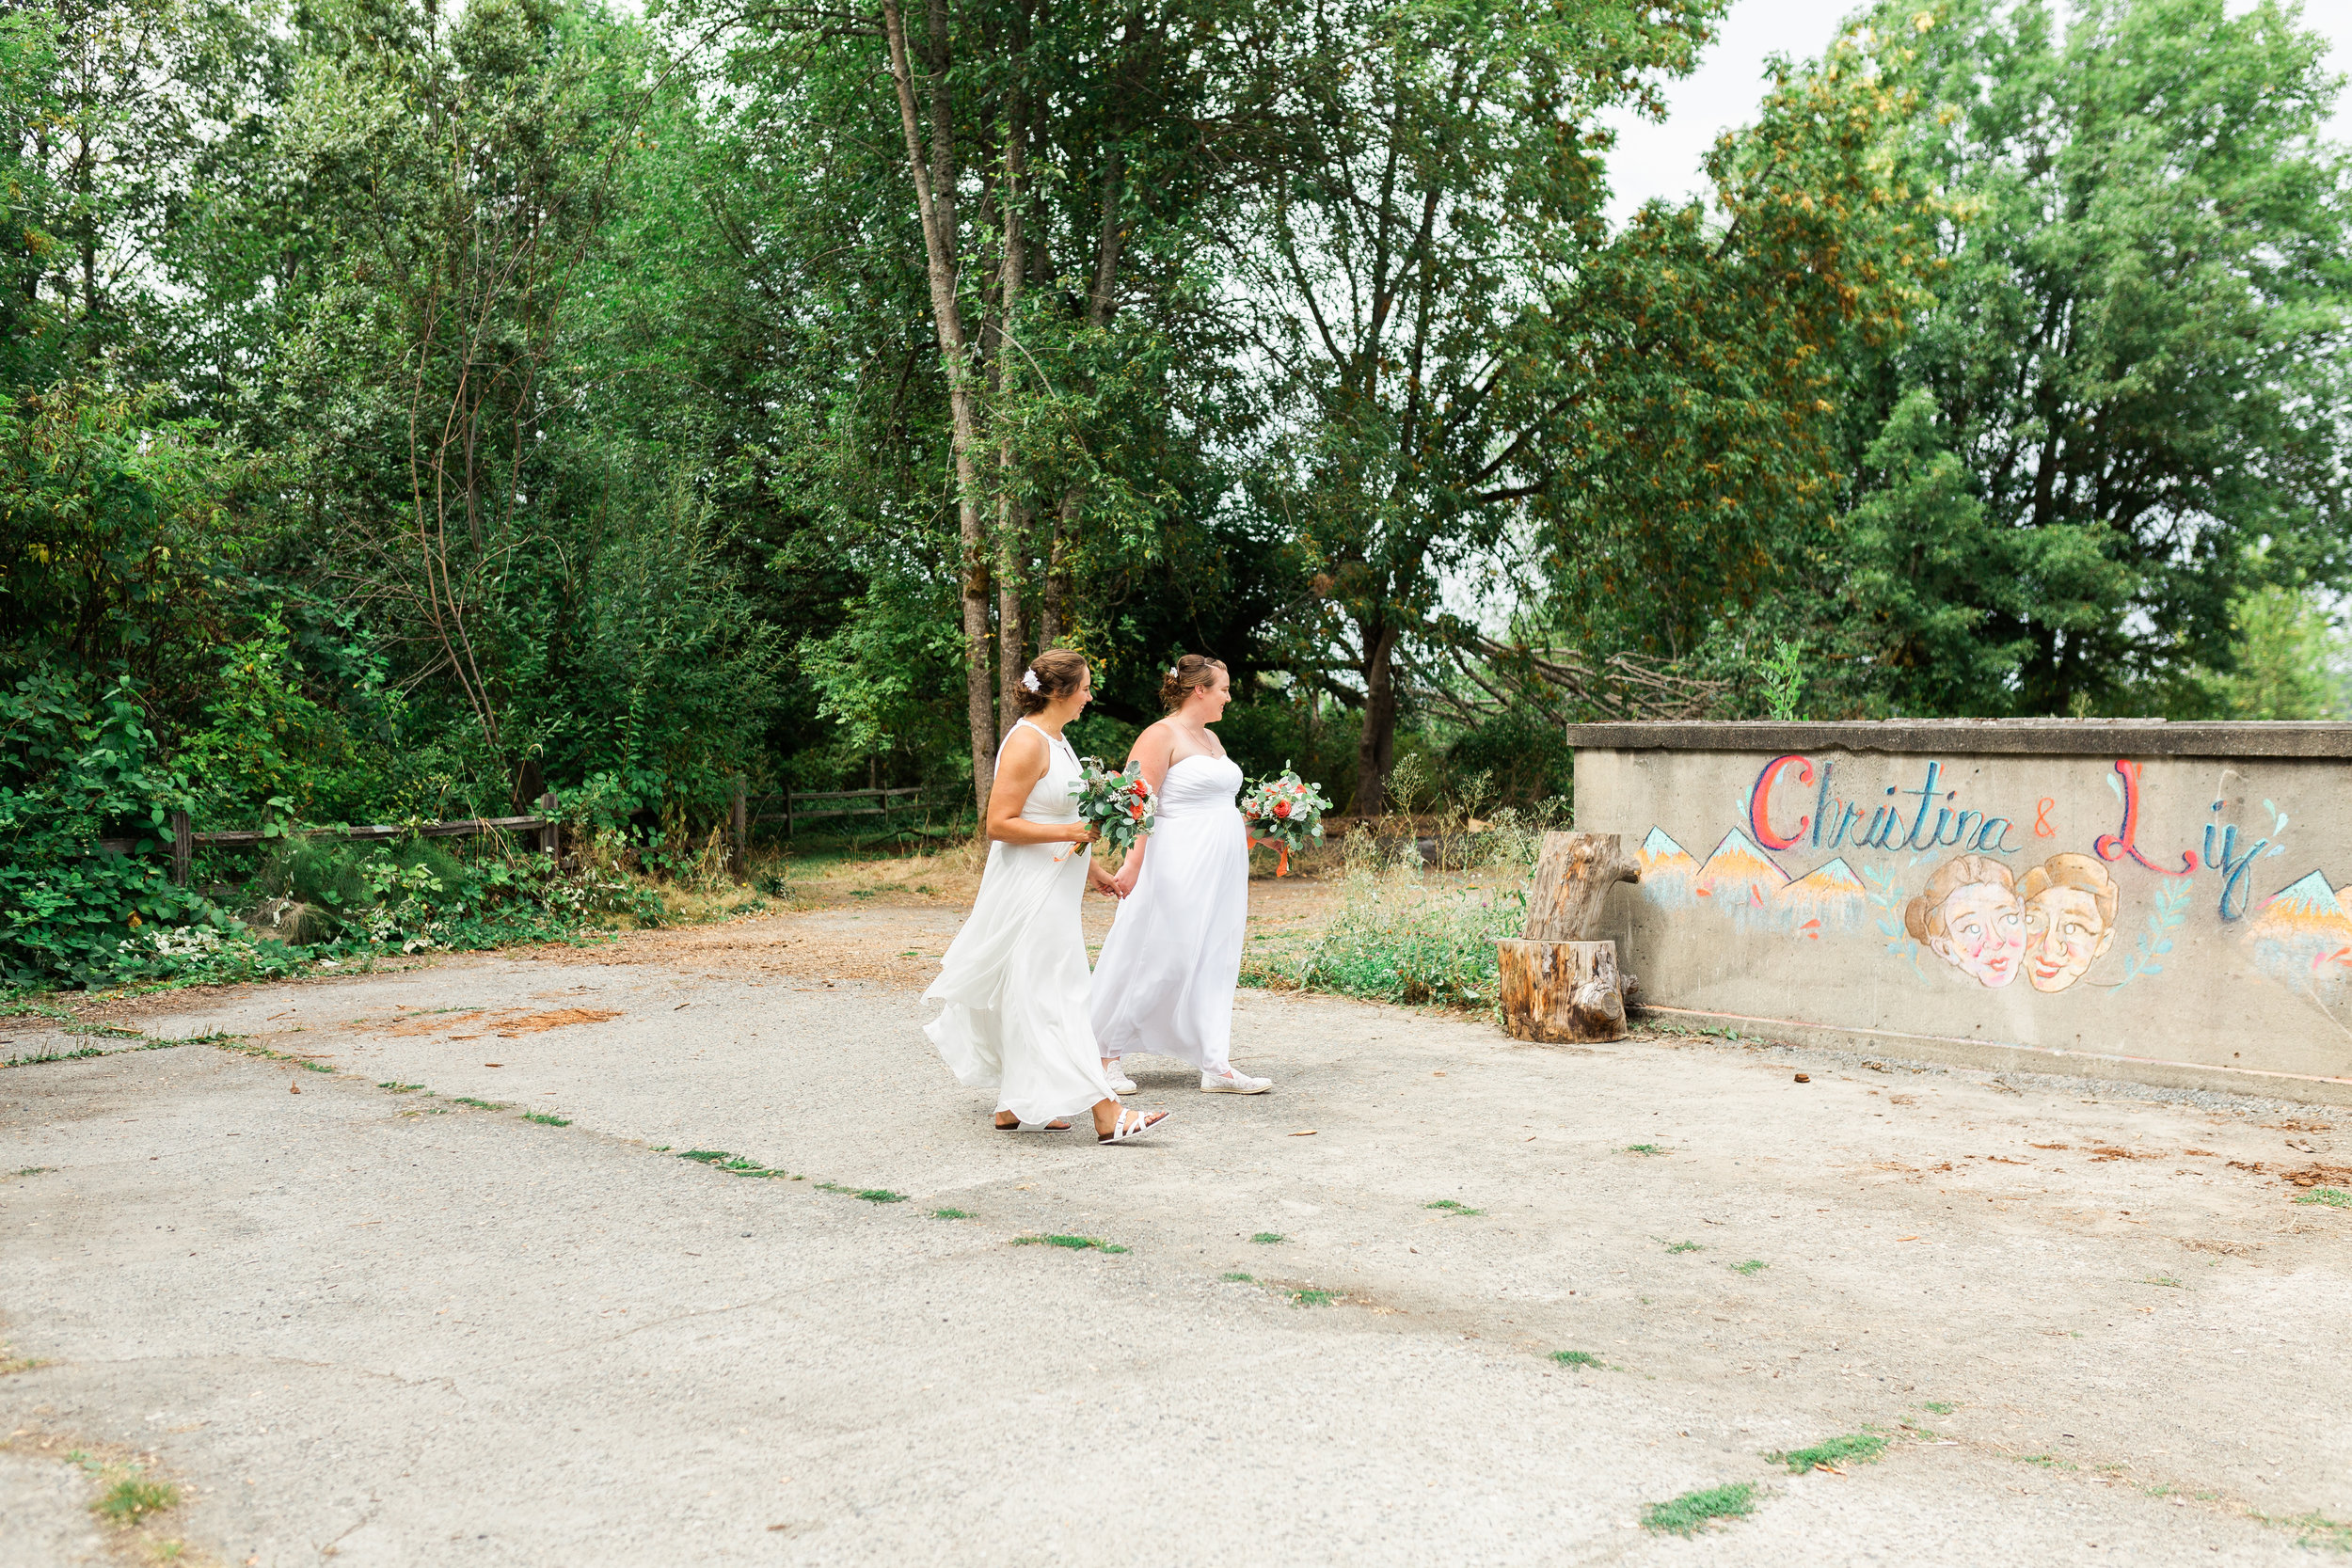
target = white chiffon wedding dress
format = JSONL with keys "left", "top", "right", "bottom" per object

{"left": 1089, "top": 752, "right": 1267, "bottom": 1088}
{"left": 924, "top": 721, "right": 1117, "bottom": 1124}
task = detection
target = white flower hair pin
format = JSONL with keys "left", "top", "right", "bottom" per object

{"left": 1021, "top": 669, "right": 1041, "bottom": 692}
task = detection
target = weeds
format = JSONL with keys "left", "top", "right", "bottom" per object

{"left": 13, "top": 1166, "right": 54, "bottom": 1177}
{"left": 93, "top": 1477, "right": 178, "bottom": 1524}
{"left": 377, "top": 1081, "right": 423, "bottom": 1093}
{"left": 678, "top": 1149, "right": 729, "bottom": 1163}
{"left": 450, "top": 1097, "right": 505, "bottom": 1110}
{"left": 1921, "top": 1402, "right": 1956, "bottom": 1416}
{"left": 1665, "top": 1240, "right": 1703, "bottom": 1254}
{"left": 931, "top": 1208, "right": 972, "bottom": 1220}
{"left": 1012, "top": 1234, "right": 1127, "bottom": 1253}
{"left": 2020, "top": 1454, "right": 2076, "bottom": 1470}
{"left": 1732, "top": 1259, "right": 1768, "bottom": 1275}
{"left": 522, "top": 1112, "right": 571, "bottom": 1127}
{"left": 2295, "top": 1186, "right": 2351, "bottom": 1208}
{"left": 2266, "top": 1512, "right": 2352, "bottom": 1551}
{"left": 1624, "top": 1143, "right": 1666, "bottom": 1155}
{"left": 1641, "top": 1481, "right": 1756, "bottom": 1535}
{"left": 816, "top": 1182, "right": 906, "bottom": 1203}
{"left": 1250, "top": 1232, "right": 1285, "bottom": 1243}
{"left": 1290, "top": 1288, "right": 1339, "bottom": 1307}
{"left": 1772, "top": 1433, "right": 1887, "bottom": 1473}
{"left": 1550, "top": 1351, "right": 1602, "bottom": 1369}
{"left": 2143, "top": 1274, "right": 2183, "bottom": 1288}
{"left": 1222, "top": 1272, "right": 1255, "bottom": 1282}
{"left": 1425, "top": 1199, "right": 1485, "bottom": 1215}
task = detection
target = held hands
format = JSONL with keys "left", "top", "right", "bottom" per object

{"left": 1087, "top": 863, "right": 1123, "bottom": 899}
{"left": 1110, "top": 863, "right": 1141, "bottom": 899}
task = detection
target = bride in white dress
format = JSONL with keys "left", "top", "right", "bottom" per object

{"left": 924, "top": 649, "right": 1168, "bottom": 1143}
{"left": 1089, "top": 655, "right": 1273, "bottom": 1094}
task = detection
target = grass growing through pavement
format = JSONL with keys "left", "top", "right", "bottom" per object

{"left": 2296, "top": 1186, "right": 2352, "bottom": 1208}
{"left": 1641, "top": 1481, "right": 1756, "bottom": 1535}
{"left": 1250, "top": 1232, "right": 1285, "bottom": 1243}
{"left": 1290, "top": 1288, "right": 1340, "bottom": 1307}
{"left": 1425, "top": 1199, "right": 1485, "bottom": 1215}
{"left": 676, "top": 1149, "right": 801, "bottom": 1179}
{"left": 93, "top": 1476, "right": 179, "bottom": 1523}
{"left": 522, "top": 1112, "right": 571, "bottom": 1127}
{"left": 1012, "top": 1234, "right": 1128, "bottom": 1253}
{"left": 377, "top": 1081, "right": 423, "bottom": 1093}
{"left": 450, "top": 1097, "right": 506, "bottom": 1110}
{"left": 1732, "top": 1259, "right": 1768, "bottom": 1275}
{"left": 2267, "top": 1512, "right": 2352, "bottom": 1551}
{"left": 1772, "top": 1433, "right": 1887, "bottom": 1473}
{"left": 932, "top": 1208, "right": 973, "bottom": 1219}
{"left": 817, "top": 1182, "right": 906, "bottom": 1203}
{"left": 1550, "top": 1351, "right": 1602, "bottom": 1368}
{"left": 1665, "top": 1240, "right": 1703, "bottom": 1254}
{"left": 1624, "top": 1144, "right": 1666, "bottom": 1155}
{"left": 1222, "top": 1272, "right": 1254, "bottom": 1282}
{"left": 1921, "top": 1401, "right": 1956, "bottom": 1415}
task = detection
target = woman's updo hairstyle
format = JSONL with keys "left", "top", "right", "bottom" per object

{"left": 1159, "top": 654, "right": 1228, "bottom": 713}
{"left": 1011, "top": 647, "right": 1089, "bottom": 716}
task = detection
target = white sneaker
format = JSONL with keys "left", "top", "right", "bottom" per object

{"left": 1200, "top": 1068, "right": 1271, "bottom": 1094}
{"left": 1105, "top": 1063, "right": 1139, "bottom": 1094}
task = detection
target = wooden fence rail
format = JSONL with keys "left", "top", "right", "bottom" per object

{"left": 96, "top": 794, "right": 562, "bottom": 887}
{"left": 727, "top": 783, "right": 930, "bottom": 878}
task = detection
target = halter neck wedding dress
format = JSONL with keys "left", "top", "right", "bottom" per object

{"left": 1089, "top": 749, "right": 1270, "bottom": 1090}
{"left": 924, "top": 720, "right": 1118, "bottom": 1124}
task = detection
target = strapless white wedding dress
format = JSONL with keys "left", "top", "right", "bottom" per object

{"left": 924, "top": 721, "right": 1115, "bottom": 1123}
{"left": 1089, "top": 752, "right": 1249, "bottom": 1075}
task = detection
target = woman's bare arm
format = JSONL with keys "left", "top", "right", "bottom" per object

{"left": 1110, "top": 722, "right": 1176, "bottom": 894}
{"left": 986, "top": 729, "right": 1093, "bottom": 847}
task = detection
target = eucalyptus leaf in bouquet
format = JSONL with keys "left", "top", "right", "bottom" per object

{"left": 1069, "top": 757, "right": 1157, "bottom": 854}
{"left": 1240, "top": 766, "right": 1333, "bottom": 876}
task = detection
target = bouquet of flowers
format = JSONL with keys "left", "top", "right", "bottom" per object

{"left": 1067, "top": 757, "right": 1157, "bottom": 857}
{"left": 1240, "top": 766, "right": 1332, "bottom": 876}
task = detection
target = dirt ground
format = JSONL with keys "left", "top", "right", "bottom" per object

{"left": 4, "top": 880, "right": 2349, "bottom": 1566}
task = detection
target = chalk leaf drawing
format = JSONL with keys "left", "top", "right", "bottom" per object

{"left": 2108, "top": 879, "right": 2192, "bottom": 992}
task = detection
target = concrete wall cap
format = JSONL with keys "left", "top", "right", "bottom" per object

{"left": 1560, "top": 719, "right": 2352, "bottom": 759}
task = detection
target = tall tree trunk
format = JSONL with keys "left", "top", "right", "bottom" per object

{"left": 994, "top": 102, "right": 1028, "bottom": 733}
{"left": 1354, "top": 617, "right": 1400, "bottom": 814}
{"left": 880, "top": 0, "right": 996, "bottom": 815}
{"left": 1042, "top": 141, "right": 1125, "bottom": 648}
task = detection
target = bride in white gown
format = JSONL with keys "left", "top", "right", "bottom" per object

{"left": 1089, "top": 655, "right": 1273, "bottom": 1094}
{"left": 924, "top": 649, "right": 1169, "bottom": 1143}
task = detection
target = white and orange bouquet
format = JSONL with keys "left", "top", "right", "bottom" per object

{"left": 1240, "top": 766, "right": 1331, "bottom": 876}
{"left": 1069, "top": 757, "right": 1157, "bottom": 855}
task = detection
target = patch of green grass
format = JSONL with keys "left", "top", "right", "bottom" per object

{"left": 1550, "top": 1350, "right": 1603, "bottom": 1368}
{"left": 63, "top": 1023, "right": 146, "bottom": 1040}
{"left": 376, "top": 1081, "right": 424, "bottom": 1093}
{"left": 522, "top": 1112, "right": 571, "bottom": 1127}
{"left": 2265, "top": 1512, "right": 2352, "bottom": 1551}
{"left": 2019, "top": 1453, "right": 2076, "bottom": 1470}
{"left": 1624, "top": 1143, "right": 1666, "bottom": 1155}
{"left": 1665, "top": 1240, "right": 1703, "bottom": 1254}
{"left": 1731, "top": 1259, "right": 1768, "bottom": 1275}
{"left": 1250, "top": 1231, "right": 1285, "bottom": 1243}
{"left": 2143, "top": 1274, "right": 2183, "bottom": 1288}
{"left": 92, "top": 1476, "right": 179, "bottom": 1523}
{"left": 1641, "top": 1481, "right": 1756, "bottom": 1536}
{"left": 1012, "top": 1234, "right": 1127, "bottom": 1252}
{"left": 1921, "top": 1401, "right": 1956, "bottom": 1416}
{"left": 2294, "top": 1186, "right": 2352, "bottom": 1208}
{"left": 678, "top": 1149, "right": 729, "bottom": 1163}
{"left": 12, "top": 1166, "right": 53, "bottom": 1177}
{"left": 300, "top": 1058, "right": 335, "bottom": 1073}
{"left": 817, "top": 1182, "right": 907, "bottom": 1203}
{"left": 1290, "top": 1288, "right": 1340, "bottom": 1307}
{"left": 449, "top": 1097, "right": 505, "bottom": 1110}
{"left": 3, "top": 1045, "right": 108, "bottom": 1067}
{"left": 1243, "top": 873, "right": 1523, "bottom": 1008}
{"left": 932, "top": 1207, "right": 973, "bottom": 1219}
{"left": 1425, "top": 1199, "right": 1485, "bottom": 1215}
{"left": 1772, "top": 1433, "right": 1888, "bottom": 1473}
{"left": 1222, "top": 1272, "right": 1255, "bottom": 1282}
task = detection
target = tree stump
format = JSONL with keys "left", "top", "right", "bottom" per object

{"left": 1498, "top": 940, "right": 1627, "bottom": 1043}
{"left": 1521, "top": 831, "right": 1640, "bottom": 941}
{"left": 1499, "top": 832, "right": 1643, "bottom": 1042}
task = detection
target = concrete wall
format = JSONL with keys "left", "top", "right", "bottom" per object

{"left": 1564, "top": 720, "right": 2352, "bottom": 1102}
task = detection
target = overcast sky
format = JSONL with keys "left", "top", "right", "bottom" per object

{"left": 1598, "top": 0, "right": 2352, "bottom": 227}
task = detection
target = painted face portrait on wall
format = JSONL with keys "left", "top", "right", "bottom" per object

{"left": 1903, "top": 854, "right": 2026, "bottom": 989}
{"left": 2019, "top": 852, "right": 2119, "bottom": 993}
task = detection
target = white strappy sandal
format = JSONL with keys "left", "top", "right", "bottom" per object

{"left": 1097, "top": 1108, "right": 1169, "bottom": 1145}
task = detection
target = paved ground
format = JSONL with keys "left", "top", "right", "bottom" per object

{"left": 4, "top": 901, "right": 2349, "bottom": 1566}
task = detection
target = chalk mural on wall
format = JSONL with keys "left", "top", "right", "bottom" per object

{"left": 1626, "top": 752, "right": 2340, "bottom": 1001}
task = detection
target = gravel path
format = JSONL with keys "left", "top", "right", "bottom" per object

{"left": 3, "top": 906, "right": 2346, "bottom": 1565}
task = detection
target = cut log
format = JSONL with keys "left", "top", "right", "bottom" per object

{"left": 1521, "top": 832, "right": 1640, "bottom": 942}
{"left": 1498, "top": 939, "right": 1628, "bottom": 1044}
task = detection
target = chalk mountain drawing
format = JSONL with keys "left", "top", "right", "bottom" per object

{"left": 1696, "top": 829, "right": 1790, "bottom": 930}
{"left": 1637, "top": 828, "right": 1699, "bottom": 911}
{"left": 2247, "top": 870, "right": 2352, "bottom": 993}
{"left": 1782, "top": 857, "right": 1868, "bottom": 939}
